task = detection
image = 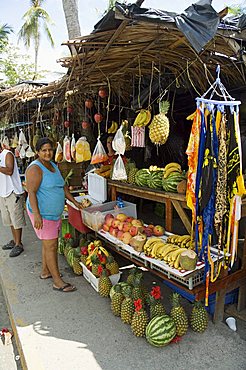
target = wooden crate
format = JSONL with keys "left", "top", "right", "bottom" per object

{"left": 58, "top": 161, "right": 87, "bottom": 187}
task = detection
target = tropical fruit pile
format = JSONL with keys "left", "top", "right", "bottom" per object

{"left": 162, "top": 162, "right": 186, "bottom": 193}
{"left": 101, "top": 212, "right": 164, "bottom": 252}
{"left": 143, "top": 234, "right": 198, "bottom": 271}
{"left": 58, "top": 233, "right": 83, "bottom": 275}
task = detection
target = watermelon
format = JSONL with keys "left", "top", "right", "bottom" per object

{"left": 147, "top": 171, "right": 163, "bottom": 189}
{"left": 162, "top": 173, "right": 186, "bottom": 193}
{"left": 135, "top": 169, "right": 150, "bottom": 187}
{"left": 146, "top": 315, "right": 176, "bottom": 347}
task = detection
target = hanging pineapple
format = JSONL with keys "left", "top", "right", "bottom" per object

{"left": 131, "top": 298, "right": 149, "bottom": 337}
{"left": 190, "top": 301, "right": 208, "bottom": 333}
{"left": 98, "top": 267, "right": 112, "bottom": 297}
{"left": 121, "top": 286, "right": 135, "bottom": 324}
{"left": 149, "top": 100, "right": 170, "bottom": 145}
{"left": 148, "top": 286, "right": 166, "bottom": 319}
{"left": 170, "top": 293, "right": 188, "bottom": 336}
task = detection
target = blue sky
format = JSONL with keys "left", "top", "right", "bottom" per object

{"left": 0, "top": 0, "right": 234, "bottom": 75}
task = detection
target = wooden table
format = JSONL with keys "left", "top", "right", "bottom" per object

{"left": 106, "top": 180, "right": 246, "bottom": 322}
{"left": 107, "top": 180, "right": 192, "bottom": 233}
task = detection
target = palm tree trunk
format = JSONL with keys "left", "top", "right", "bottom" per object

{"left": 62, "top": 0, "right": 81, "bottom": 40}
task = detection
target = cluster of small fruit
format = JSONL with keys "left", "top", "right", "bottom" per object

{"left": 101, "top": 212, "right": 165, "bottom": 251}
{"left": 97, "top": 266, "right": 208, "bottom": 346}
{"left": 79, "top": 239, "right": 119, "bottom": 278}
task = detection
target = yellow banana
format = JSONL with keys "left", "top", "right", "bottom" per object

{"left": 164, "top": 247, "right": 179, "bottom": 261}
{"left": 163, "top": 167, "right": 182, "bottom": 179}
{"left": 99, "top": 246, "right": 109, "bottom": 257}
{"left": 174, "top": 254, "right": 181, "bottom": 269}
{"left": 144, "top": 110, "right": 151, "bottom": 126}
{"left": 107, "top": 121, "right": 114, "bottom": 134}
{"left": 150, "top": 241, "right": 166, "bottom": 258}
{"left": 133, "top": 110, "right": 148, "bottom": 127}
{"left": 164, "top": 162, "right": 182, "bottom": 172}
{"left": 156, "top": 245, "right": 170, "bottom": 258}
{"left": 111, "top": 121, "right": 118, "bottom": 134}
{"left": 170, "top": 247, "right": 187, "bottom": 262}
{"left": 161, "top": 244, "right": 178, "bottom": 258}
{"left": 144, "top": 237, "right": 162, "bottom": 252}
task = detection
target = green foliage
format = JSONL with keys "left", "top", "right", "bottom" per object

{"left": 18, "top": 0, "right": 54, "bottom": 79}
{"left": 0, "top": 24, "right": 13, "bottom": 53}
{"left": 228, "top": 2, "right": 246, "bottom": 15}
{"left": 0, "top": 44, "right": 46, "bottom": 86}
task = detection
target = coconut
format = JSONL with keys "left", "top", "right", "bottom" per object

{"left": 179, "top": 249, "right": 198, "bottom": 271}
{"left": 129, "top": 234, "right": 147, "bottom": 252}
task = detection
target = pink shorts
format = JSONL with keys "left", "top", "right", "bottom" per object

{"left": 27, "top": 209, "right": 61, "bottom": 240}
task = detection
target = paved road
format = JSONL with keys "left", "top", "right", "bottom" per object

{"left": 0, "top": 284, "right": 22, "bottom": 370}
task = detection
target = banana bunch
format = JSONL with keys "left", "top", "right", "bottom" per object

{"left": 86, "top": 240, "right": 109, "bottom": 267}
{"left": 163, "top": 162, "right": 182, "bottom": 179}
{"left": 149, "top": 165, "right": 165, "bottom": 172}
{"left": 143, "top": 235, "right": 196, "bottom": 270}
{"left": 133, "top": 109, "right": 151, "bottom": 127}
{"left": 166, "top": 234, "right": 194, "bottom": 249}
{"left": 107, "top": 121, "right": 118, "bottom": 134}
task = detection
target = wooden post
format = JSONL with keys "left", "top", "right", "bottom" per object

{"left": 165, "top": 199, "right": 173, "bottom": 232}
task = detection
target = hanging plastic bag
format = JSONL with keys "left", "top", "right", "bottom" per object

{"left": 76, "top": 137, "right": 91, "bottom": 163}
{"left": 63, "top": 136, "right": 71, "bottom": 162}
{"left": 112, "top": 126, "right": 126, "bottom": 155}
{"left": 2, "top": 136, "right": 10, "bottom": 149}
{"left": 91, "top": 138, "right": 108, "bottom": 164}
{"left": 15, "top": 145, "right": 20, "bottom": 158}
{"left": 131, "top": 126, "right": 145, "bottom": 147}
{"left": 25, "top": 145, "right": 35, "bottom": 158}
{"left": 71, "top": 134, "right": 76, "bottom": 161}
{"left": 112, "top": 154, "right": 127, "bottom": 181}
{"left": 20, "top": 145, "right": 26, "bottom": 159}
{"left": 18, "top": 129, "right": 27, "bottom": 147}
{"left": 11, "top": 133, "right": 18, "bottom": 148}
{"left": 55, "top": 142, "right": 63, "bottom": 163}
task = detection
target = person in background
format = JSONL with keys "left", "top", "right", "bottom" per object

{"left": 0, "top": 140, "right": 26, "bottom": 257}
{"left": 25, "top": 137, "right": 82, "bottom": 293}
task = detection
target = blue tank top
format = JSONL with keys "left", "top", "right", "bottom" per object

{"left": 26, "top": 160, "right": 65, "bottom": 221}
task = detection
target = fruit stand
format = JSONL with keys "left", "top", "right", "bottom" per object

{"left": 107, "top": 179, "right": 191, "bottom": 233}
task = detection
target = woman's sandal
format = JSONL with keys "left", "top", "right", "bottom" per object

{"left": 40, "top": 273, "right": 63, "bottom": 280}
{"left": 53, "top": 283, "right": 76, "bottom": 292}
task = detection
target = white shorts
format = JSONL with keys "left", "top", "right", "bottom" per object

{"left": 0, "top": 192, "right": 26, "bottom": 229}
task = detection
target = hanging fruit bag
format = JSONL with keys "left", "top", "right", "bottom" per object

{"left": 131, "top": 126, "right": 145, "bottom": 147}
{"left": 63, "top": 136, "right": 71, "bottom": 162}
{"left": 71, "top": 134, "right": 76, "bottom": 161}
{"left": 76, "top": 137, "right": 91, "bottom": 163}
{"left": 55, "top": 142, "right": 63, "bottom": 163}
{"left": 91, "top": 138, "right": 108, "bottom": 165}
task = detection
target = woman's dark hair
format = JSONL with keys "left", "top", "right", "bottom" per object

{"left": 35, "top": 137, "right": 53, "bottom": 152}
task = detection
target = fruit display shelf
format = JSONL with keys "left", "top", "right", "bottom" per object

{"left": 97, "top": 230, "right": 224, "bottom": 290}
{"left": 79, "top": 262, "right": 121, "bottom": 292}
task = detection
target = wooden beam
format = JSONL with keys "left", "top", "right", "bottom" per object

{"left": 81, "top": 20, "right": 129, "bottom": 80}
{"left": 171, "top": 199, "right": 192, "bottom": 233}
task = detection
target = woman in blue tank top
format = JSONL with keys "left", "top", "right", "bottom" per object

{"left": 26, "top": 138, "right": 82, "bottom": 293}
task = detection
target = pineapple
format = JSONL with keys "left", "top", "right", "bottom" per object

{"left": 121, "top": 286, "right": 135, "bottom": 324}
{"left": 190, "top": 301, "right": 208, "bottom": 333}
{"left": 106, "top": 255, "right": 119, "bottom": 275}
{"left": 127, "top": 167, "right": 138, "bottom": 184}
{"left": 126, "top": 267, "right": 139, "bottom": 285}
{"left": 73, "top": 258, "right": 83, "bottom": 275}
{"left": 64, "top": 245, "right": 72, "bottom": 259}
{"left": 132, "top": 275, "right": 145, "bottom": 303}
{"left": 148, "top": 285, "right": 166, "bottom": 319}
{"left": 170, "top": 293, "right": 188, "bottom": 336}
{"left": 98, "top": 269, "right": 112, "bottom": 297}
{"left": 80, "top": 254, "right": 88, "bottom": 265}
{"left": 111, "top": 284, "right": 124, "bottom": 316}
{"left": 91, "top": 255, "right": 101, "bottom": 277}
{"left": 131, "top": 299, "right": 149, "bottom": 337}
{"left": 149, "top": 100, "right": 170, "bottom": 145}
